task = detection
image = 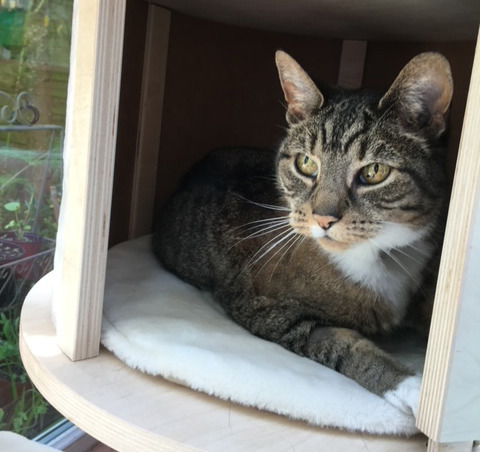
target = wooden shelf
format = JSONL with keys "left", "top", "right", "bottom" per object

{"left": 19, "top": 273, "right": 427, "bottom": 452}
{"left": 18, "top": 0, "right": 479, "bottom": 450}
{"left": 149, "top": 0, "right": 480, "bottom": 41}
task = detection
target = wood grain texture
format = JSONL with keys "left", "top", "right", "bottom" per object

{"left": 146, "top": 0, "right": 480, "bottom": 41}
{"left": 417, "top": 29, "right": 480, "bottom": 443}
{"left": 337, "top": 40, "right": 367, "bottom": 89}
{"left": 37, "top": 0, "right": 480, "bottom": 448}
{"left": 427, "top": 440, "right": 474, "bottom": 452}
{"left": 129, "top": 5, "right": 171, "bottom": 239}
{"left": 20, "top": 274, "right": 428, "bottom": 452}
{"left": 53, "top": 0, "right": 126, "bottom": 360}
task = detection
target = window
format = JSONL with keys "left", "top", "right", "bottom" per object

{"left": 0, "top": 0, "right": 73, "bottom": 439}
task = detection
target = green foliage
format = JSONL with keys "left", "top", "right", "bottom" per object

{"left": 0, "top": 0, "right": 70, "bottom": 439}
{"left": 0, "top": 312, "right": 20, "bottom": 368}
{"left": 0, "top": 311, "right": 49, "bottom": 436}
{"left": 0, "top": 147, "right": 62, "bottom": 241}
{"left": 1, "top": 0, "right": 73, "bottom": 99}
{"left": 0, "top": 0, "right": 68, "bottom": 242}
{"left": 4, "top": 196, "right": 33, "bottom": 241}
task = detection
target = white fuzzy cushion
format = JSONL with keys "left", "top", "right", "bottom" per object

{"left": 0, "top": 432, "right": 59, "bottom": 451}
{"left": 101, "top": 235, "right": 427, "bottom": 436}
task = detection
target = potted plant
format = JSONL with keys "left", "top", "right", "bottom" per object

{"left": 2, "top": 195, "right": 42, "bottom": 256}
{"left": 2, "top": 195, "right": 42, "bottom": 251}
{"left": 1, "top": 196, "right": 43, "bottom": 279}
{"left": 0, "top": 239, "right": 25, "bottom": 266}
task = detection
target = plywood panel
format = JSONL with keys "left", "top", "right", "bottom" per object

{"left": 21, "top": 274, "right": 429, "bottom": 452}
{"left": 54, "top": 0, "right": 126, "bottom": 360}
{"left": 109, "top": 0, "right": 149, "bottom": 247}
{"left": 129, "top": 5, "right": 171, "bottom": 239}
{"left": 417, "top": 30, "right": 480, "bottom": 443}
{"left": 148, "top": 0, "right": 480, "bottom": 41}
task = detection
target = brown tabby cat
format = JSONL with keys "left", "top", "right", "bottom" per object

{"left": 153, "top": 51, "right": 453, "bottom": 417}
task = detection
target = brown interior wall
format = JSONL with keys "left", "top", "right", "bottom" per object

{"left": 152, "top": 13, "right": 343, "bottom": 226}
{"left": 110, "top": 6, "right": 476, "bottom": 246}
{"left": 363, "top": 41, "right": 476, "bottom": 181}
{"left": 109, "top": 0, "right": 148, "bottom": 246}
{"left": 110, "top": 0, "right": 149, "bottom": 247}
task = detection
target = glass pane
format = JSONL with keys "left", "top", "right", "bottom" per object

{"left": 0, "top": 0, "right": 73, "bottom": 439}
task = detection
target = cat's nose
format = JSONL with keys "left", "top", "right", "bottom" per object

{"left": 313, "top": 214, "right": 339, "bottom": 230}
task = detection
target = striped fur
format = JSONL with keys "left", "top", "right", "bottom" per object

{"left": 153, "top": 51, "right": 453, "bottom": 417}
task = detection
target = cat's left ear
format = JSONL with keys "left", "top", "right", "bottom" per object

{"left": 379, "top": 52, "right": 453, "bottom": 139}
{"left": 276, "top": 51, "right": 324, "bottom": 124}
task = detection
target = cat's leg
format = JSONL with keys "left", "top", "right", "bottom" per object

{"left": 226, "top": 295, "right": 421, "bottom": 416}
{"left": 307, "top": 326, "right": 421, "bottom": 417}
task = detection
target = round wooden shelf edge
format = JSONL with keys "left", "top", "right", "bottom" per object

{"left": 19, "top": 273, "right": 427, "bottom": 452}
{"left": 19, "top": 273, "right": 193, "bottom": 452}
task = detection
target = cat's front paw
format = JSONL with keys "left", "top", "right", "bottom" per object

{"left": 383, "top": 375, "right": 422, "bottom": 418}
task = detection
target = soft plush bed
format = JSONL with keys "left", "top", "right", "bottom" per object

{"left": 101, "top": 235, "right": 427, "bottom": 436}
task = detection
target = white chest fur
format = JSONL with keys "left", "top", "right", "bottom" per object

{"left": 328, "top": 223, "right": 434, "bottom": 321}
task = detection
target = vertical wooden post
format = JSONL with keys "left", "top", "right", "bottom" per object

{"left": 129, "top": 5, "right": 171, "bottom": 239}
{"left": 417, "top": 28, "right": 480, "bottom": 446}
{"left": 53, "top": 0, "right": 126, "bottom": 361}
{"left": 337, "top": 40, "right": 367, "bottom": 89}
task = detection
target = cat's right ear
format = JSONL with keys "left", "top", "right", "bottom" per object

{"left": 378, "top": 52, "right": 453, "bottom": 139}
{"left": 275, "top": 51, "right": 324, "bottom": 124}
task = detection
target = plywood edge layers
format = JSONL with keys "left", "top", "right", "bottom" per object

{"left": 417, "top": 27, "right": 480, "bottom": 442}
{"left": 20, "top": 279, "right": 197, "bottom": 452}
{"left": 53, "top": 0, "right": 127, "bottom": 360}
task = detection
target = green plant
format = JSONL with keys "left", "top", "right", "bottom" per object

{"left": 0, "top": 147, "right": 62, "bottom": 242}
{"left": 0, "top": 311, "right": 49, "bottom": 436}
{"left": 3, "top": 192, "right": 34, "bottom": 241}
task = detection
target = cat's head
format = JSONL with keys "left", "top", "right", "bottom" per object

{"left": 275, "top": 51, "right": 453, "bottom": 254}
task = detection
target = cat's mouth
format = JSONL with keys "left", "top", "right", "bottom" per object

{"left": 316, "top": 236, "right": 353, "bottom": 252}
{"left": 309, "top": 225, "right": 352, "bottom": 251}
{"left": 290, "top": 213, "right": 376, "bottom": 252}
{"left": 309, "top": 222, "right": 379, "bottom": 252}
{"left": 310, "top": 221, "right": 431, "bottom": 254}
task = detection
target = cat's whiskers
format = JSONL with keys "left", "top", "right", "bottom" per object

{"left": 391, "top": 247, "right": 427, "bottom": 266}
{"left": 251, "top": 230, "right": 299, "bottom": 279}
{"left": 242, "top": 222, "right": 291, "bottom": 238}
{"left": 267, "top": 233, "right": 305, "bottom": 281}
{"left": 230, "top": 221, "right": 292, "bottom": 251}
{"left": 232, "top": 193, "right": 290, "bottom": 212}
{"left": 370, "top": 221, "right": 433, "bottom": 267}
{"left": 233, "top": 215, "right": 290, "bottom": 232}
{"left": 241, "top": 228, "right": 296, "bottom": 275}
{"left": 274, "top": 123, "right": 289, "bottom": 133}
{"left": 254, "top": 175, "right": 278, "bottom": 182}
{"left": 392, "top": 243, "right": 432, "bottom": 261}
{"left": 231, "top": 216, "right": 290, "bottom": 242}
{"left": 369, "top": 238, "right": 419, "bottom": 285}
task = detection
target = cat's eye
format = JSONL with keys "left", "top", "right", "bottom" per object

{"left": 359, "top": 163, "right": 391, "bottom": 185}
{"left": 295, "top": 154, "right": 318, "bottom": 178}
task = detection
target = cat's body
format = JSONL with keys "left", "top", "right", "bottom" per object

{"left": 153, "top": 51, "right": 453, "bottom": 417}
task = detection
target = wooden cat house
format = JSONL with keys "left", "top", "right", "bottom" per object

{"left": 19, "top": 0, "right": 480, "bottom": 451}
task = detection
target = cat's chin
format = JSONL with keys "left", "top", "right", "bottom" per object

{"left": 315, "top": 237, "right": 352, "bottom": 253}
{"left": 309, "top": 224, "right": 360, "bottom": 253}
{"left": 308, "top": 225, "right": 356, "bottom": 252}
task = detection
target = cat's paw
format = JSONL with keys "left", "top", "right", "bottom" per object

{"left": 383, "top": 375, "right": 422, "bottom": 418}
